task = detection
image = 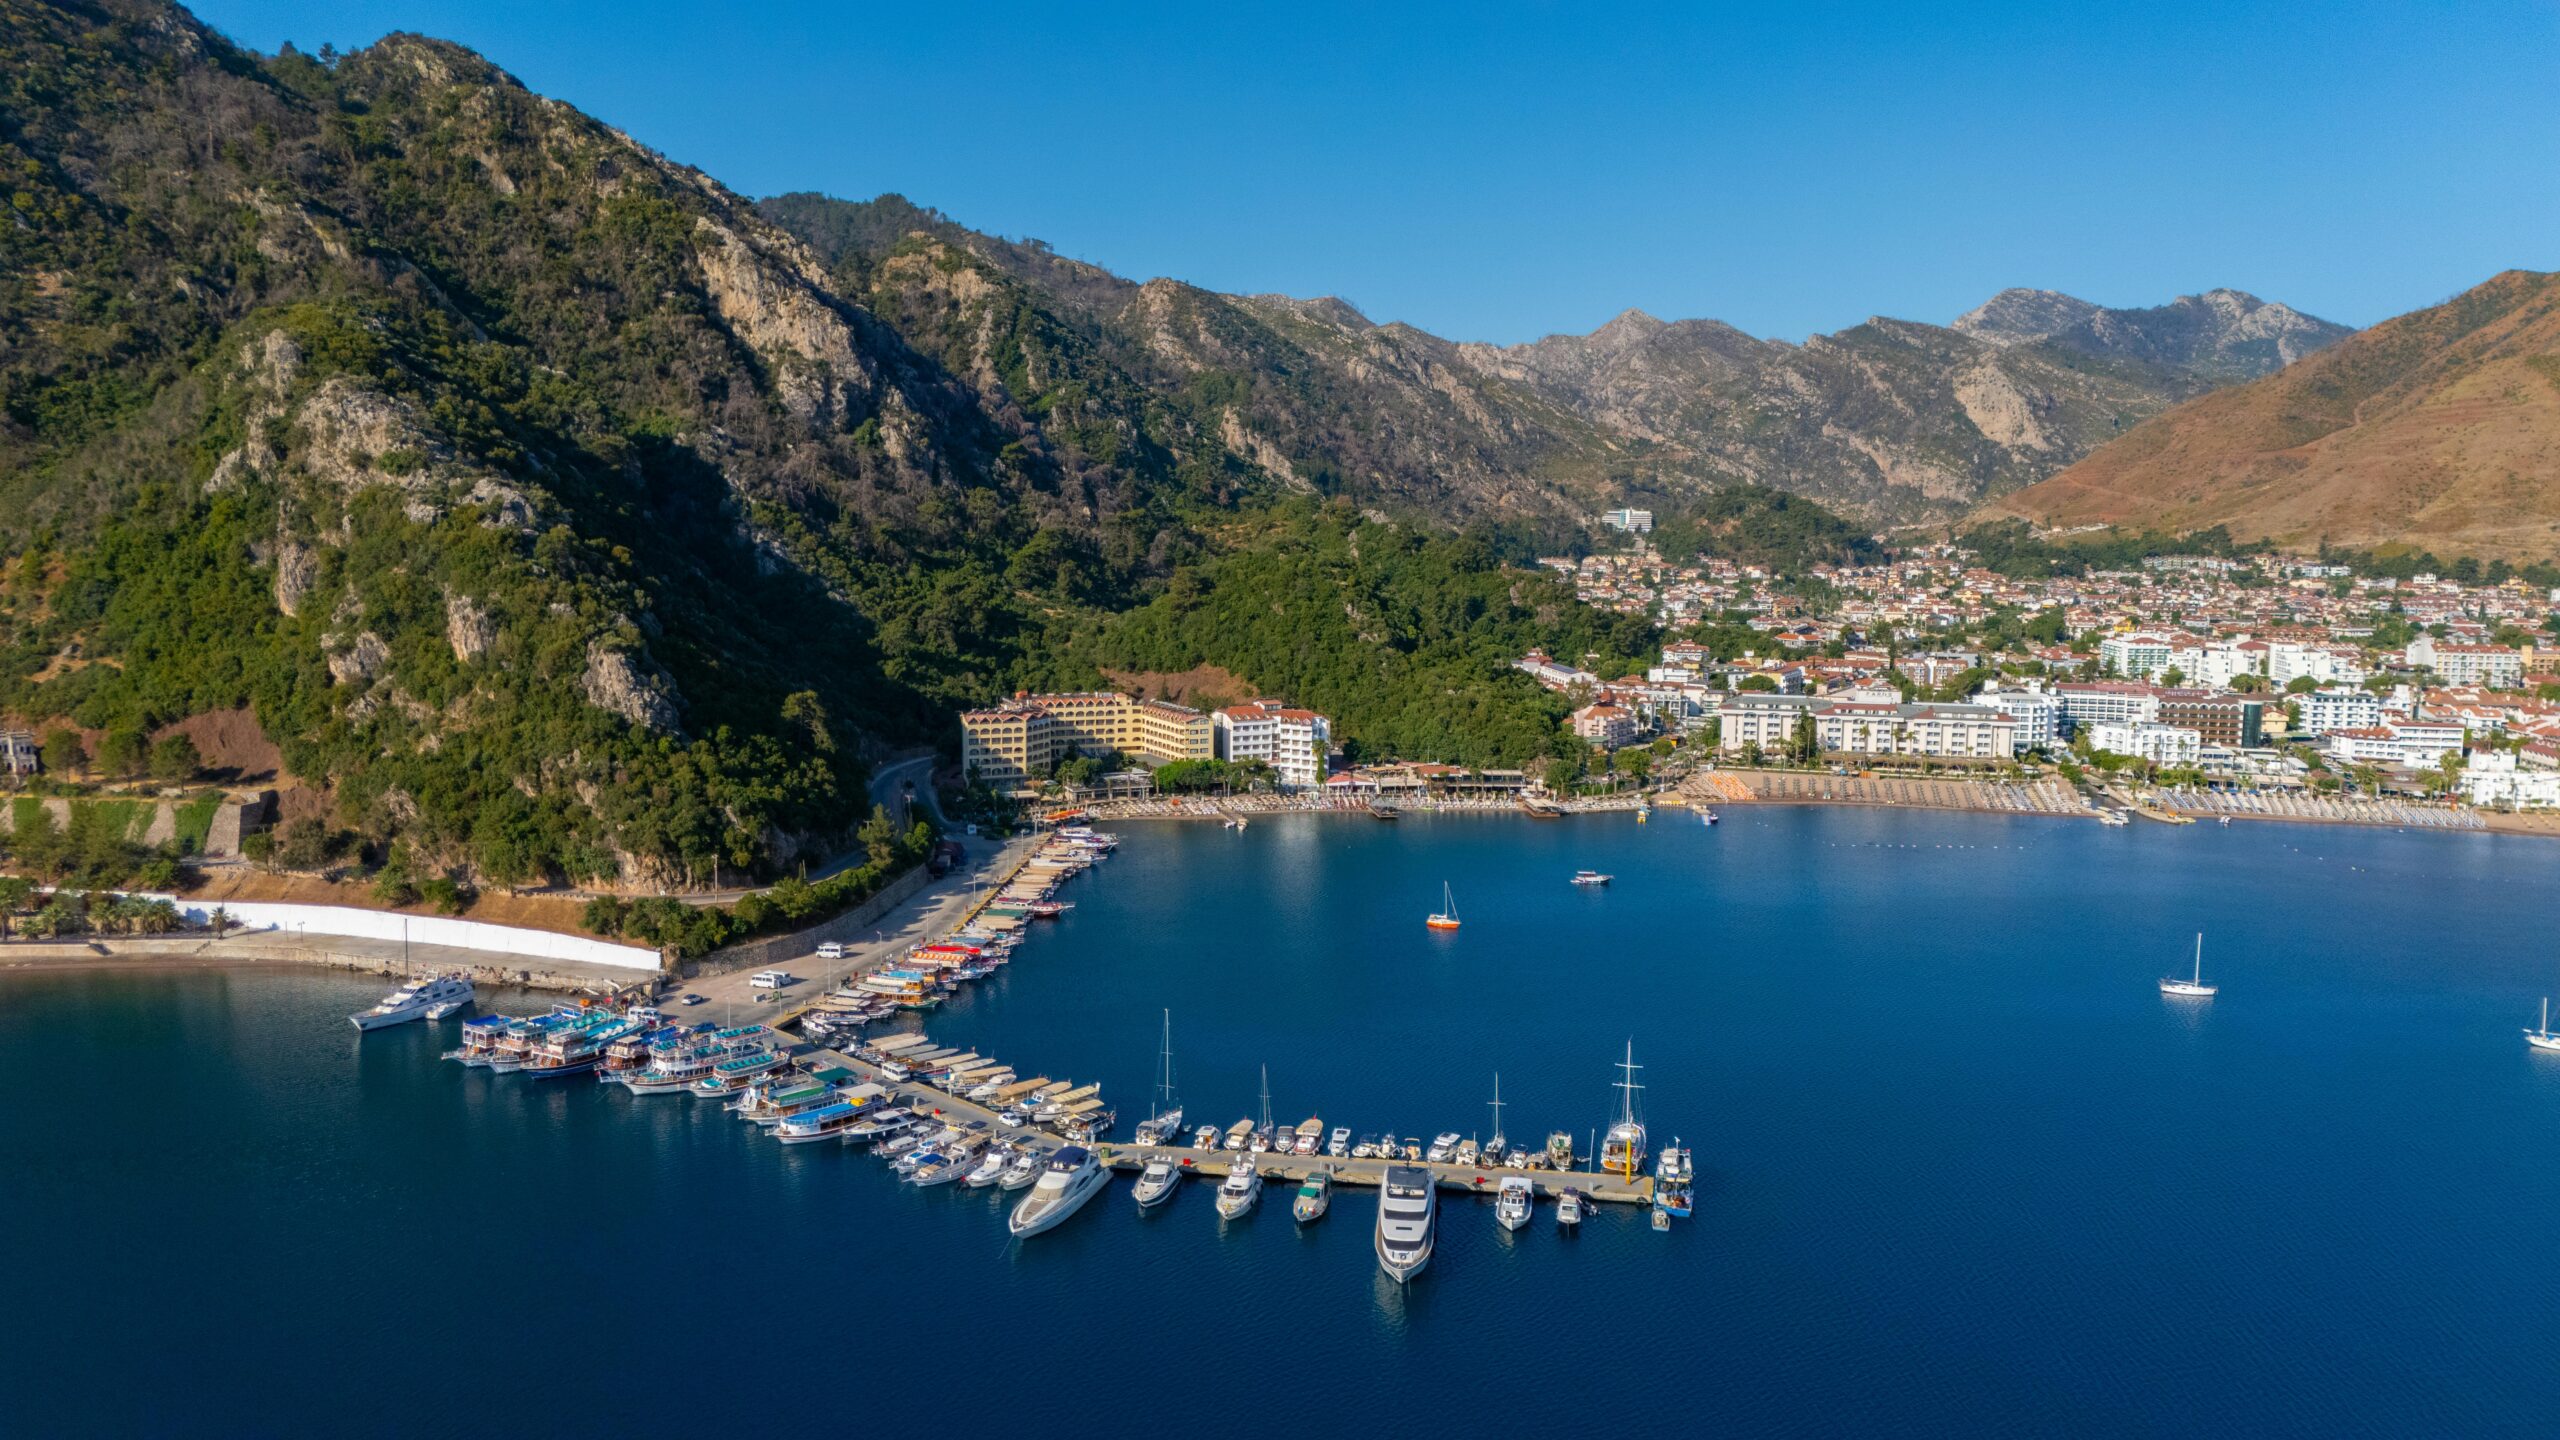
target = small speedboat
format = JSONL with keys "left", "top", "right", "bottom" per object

{"left": 1133, "top": 1155, "right": 1183, "bottom": 1210}
{"left": 963, "top": 1150, "right": 1011, "bottom": 1188}
{"left": 1326, "top": 1126, "right": 1352, "bottom": 1157}
{"left": 1570, "top": 870, "right": 1611, "bottom": 887}
{"left": 1556, "top": 1188, "right": 1586, "bottom": 1229}
{"left": 999, "top": 1148, "right": 1045, "bottom": 1190}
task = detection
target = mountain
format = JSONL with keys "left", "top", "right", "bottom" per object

{"left": 1954, "top": 287, "right": 2349, "bottom": 381}
{"left": 0, "top": 0, "right": 1255, "bottom": 887}
{"left": 767, "top": 196, "right": 2348, "bottom": 526}
{"left": 1992, "top": 270, "right": 2560, "bottom": 561}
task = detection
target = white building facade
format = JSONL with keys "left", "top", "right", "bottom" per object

{"left": 2088, "top": 720, "right": 2203, "bottom": 766}
{"left": 1212, "top": 701, "right": 1332, "bottom": 788}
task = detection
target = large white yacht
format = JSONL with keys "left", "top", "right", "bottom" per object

{"left": 1374, "top": 1165, "right": 1438, "bottom": 1283}
{"left": 1495, "top": 1174, "right": 1535, "bottom": 1231}
{"left": 1215, "top": 1154, "right": 1262, "bottom": 1219}
{"left": 349, "top": 974, "right": 474, "bottom": 1031}
{"left": 1008, "top": 1146, "right": 1111, "bottom": 1238}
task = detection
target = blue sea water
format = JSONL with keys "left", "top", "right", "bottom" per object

{"left": 9, "top": 806, "right": 2560, "bottom": 1437}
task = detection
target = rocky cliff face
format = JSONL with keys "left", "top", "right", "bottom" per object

{"left": 1955, "top": 288, "right": 2352, "bottom": 382}
{"left": 773, "top": 197, "right": 2351, "bottom": 526}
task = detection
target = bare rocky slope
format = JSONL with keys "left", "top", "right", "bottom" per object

{"left": 767, "top": 194, "right": 2351, "bottom": 526}
{"left": 1993, "top": 270, "right": 2560, "bottom": 561}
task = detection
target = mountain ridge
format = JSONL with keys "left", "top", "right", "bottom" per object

{"left": 765, "top": 193, "right": 2351, "bottom": 524}
{"left": 1993, "top": 269, "right": 2560, "bottom": 560}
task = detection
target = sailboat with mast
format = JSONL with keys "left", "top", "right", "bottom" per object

{"left": 1599, "top": 1041, "right": 1647, "bottom": 1179}
{"left": 1133, "top": 1009, "right": 1186, "bottom": 1145}
{"left": 2528, "top": 998, "right": 2560, "bottom": 1053}
{"left": 1426, "top": 882, "right": 1461, "bottom": 931}
{"left": 1485, "top": 1073, "right": 1507, "bottom": 1161}
{"left": 2160, "top": 933, "right": 2218, "bottom": 997}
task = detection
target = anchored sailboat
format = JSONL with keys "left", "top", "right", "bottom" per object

{"left": 1600, "top": 1041, "right": 1647, "bottom": 1179}
{"left": 2160, "top": 933, "right": 2217, "bottom": 998}
{"left": 1134, "top": 1009, "right": 1185, "bottom": 1145}
{"left": 2528, "top": 998, "right": 2560, "bottom": 1054}
{"left": 1426, "top": 882, "right": 1461, "bottom": 931}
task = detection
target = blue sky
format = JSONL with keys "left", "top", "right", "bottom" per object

{"left": 194, "top": 0, "right": 2558, "bottom": 344}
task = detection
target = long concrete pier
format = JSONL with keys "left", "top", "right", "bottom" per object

{"left": 789, "top": 1036, "right": 1655, "bottom": 1205}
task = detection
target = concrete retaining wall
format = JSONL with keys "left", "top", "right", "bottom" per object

{"left": 149, "top": 896, "right": 664, "bottom": 971}
{"left": 696, "top": 864, "right": 933, "bottom": 977}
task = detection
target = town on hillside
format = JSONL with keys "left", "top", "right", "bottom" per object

{"left": 961, "top": 520, "right": 2560, "bottom": 825}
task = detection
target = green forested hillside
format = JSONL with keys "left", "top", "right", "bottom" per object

{"left": 1084, "top": 503, "right": 1656, "bottom": 766}
{"left": 0, "top": 0, "right": 1669, "bottom": 891}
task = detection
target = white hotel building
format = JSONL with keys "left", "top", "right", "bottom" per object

{"left": 1211, "top": 701, "right": 1331, "bottom": 789}
{"left": 1715, "top": 691, "right": 2018, "bottom": 762}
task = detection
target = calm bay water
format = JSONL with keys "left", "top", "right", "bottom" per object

{"left": 9, "top": 807, "right": 2560, "bottom": 1436}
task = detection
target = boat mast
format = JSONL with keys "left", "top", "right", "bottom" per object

{"left": 1259, "top": 1064, "right": 1271, "bottom": 1133}
{"left": 2193, "top": 932, "right": 2204, "bottom": 986}
{"left": 1157, "top": 1009, "right": 1177, "bottom": 1116}
{"left": 1489, "top": 1072, "right": 1504, "bottom": 1145}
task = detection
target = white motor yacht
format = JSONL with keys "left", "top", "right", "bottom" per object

{"left": 349, "top": 974, "right": 474, "bottom": 1031}
{"left": 1495, "top": 1174, "right": 1534, "bottom": 1231}
{"left": 999, "top": 1147, "right": 1046, "bottom": 1190}
{"left": 1008, "top": 1146, "right": 1111, "bottom": 1237}
{"left": 1132, "top": 1154, "right": 1183, "bottom": 1209}
{"left": 1374, "top": 1165, "right": 1438, "bottom": 1282}
{"left": 1326, "top": 1126, "right": 1351, "bottom": 1157}
{"left": 1215, "top": 1155, "right": 1262, "bottom": 1219}
{"left": 963, "top": 1149, "right": 1011, "bottom": 1187}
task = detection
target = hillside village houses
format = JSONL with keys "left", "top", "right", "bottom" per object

{"left": 1512, "top": 533, "right": 2560, "bottom": 800}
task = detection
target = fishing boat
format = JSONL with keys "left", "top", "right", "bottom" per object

{"left": 1292, "top": 1166, "right": 1333, "bottom": 1224}
{"left": 1654, "top": 1140, "right": 1694, "bottom": 1219}
{"left": 1133, "top": 1010, "right": 1186, "bottom": 1146}
{"left": 1009, "top": 1146, "right": 1112, "bottom": 1237}
{"left": 1495, "top": 1174, "right": 1534, "bottom": 1231}
{"left": 1369, "top": 803, "right": 1401, "bottom": 821}
{"left": 1292, "top": 1118, "right": 1324, "bottom": 1155}
{"left": 1215, "top": 1155, "right": 1262, "bottom": 1219}
{"left": 1599, "top": 1042, "right": 1647, "bottom": 1179}
{"left": 2529, "top": 999, "right": 2560, "bottom": 1054}
{"left": 2160, "top": 933, "right": 2218, "bottom": 998}
{"left": 349, "top": 973, "right": 474, "bottom": 1031}
{"left": 1133, "top": 1154, "right": 1183, "bottom": 1210}
{"left": 1425, "top": 882, "right": 1461, "bottom": 931}
{"left": 1570, "top": 870, "right": 1611, "bottom": 887}
{"left": 1373, "top": 1166, "right": 1438, "bottom": 1283}
{"left": 1455, "top": 1138, "right": 1479, "bottom": 1166}
{"left": 1555, "top": 1188, "right": 1586, "bottom": 1229}
{"left": 691, "top": 1049, "right": 786, "bottom": 1096}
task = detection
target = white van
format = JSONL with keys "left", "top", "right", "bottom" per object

{"left": 816, "top": 942, "right": 846, "bottom": 961}
{"left": 750, "top": 969, "right": 796, "bottom": 990}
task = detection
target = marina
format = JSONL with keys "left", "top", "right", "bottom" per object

{"left": 22, "top": 805, "right": 2560, "bottom": 1436}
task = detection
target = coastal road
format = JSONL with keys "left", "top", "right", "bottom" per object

{"left": 673, "top": 833, "right": 1037, "bottom": 1017}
